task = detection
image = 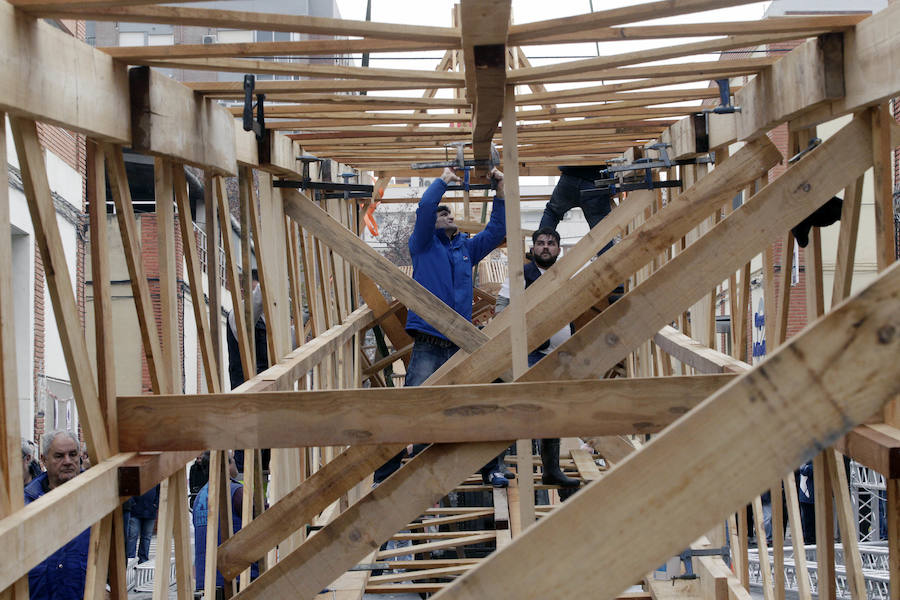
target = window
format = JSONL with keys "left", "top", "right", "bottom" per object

{"left": 118, "top": 31, "right": 145, "bottom": 47}
{"left": 148, "top": 33, "right": 174, "bottom": 46}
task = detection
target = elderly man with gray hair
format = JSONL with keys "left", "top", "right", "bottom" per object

{"left": 24, "top": 429, "right": 91, "bottom": 600}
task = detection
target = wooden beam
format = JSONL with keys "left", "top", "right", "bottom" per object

{"left": 791, "top": 3, "right": 900, "bottom": 130}
{"left": 188, "top": 78, "right": 455, "bottom": 95}
{"left": 835, "top": 424, "right": 900, "bottom": 479}
{"left": 36, "top": 4, "right": 460, "bottom": 44}
{"left": 281, "top": 190, "right": 488, "bottom": 354}
{"left": 101, "top": 37, "right": 453, "bottom": 60}
{"left": 733, "top": 34, "right": 843, "bottom": 142}
{"left": 459, "top": 0, "right": 509, "bottom": 163}
{"left": 518, "top": 15, "right": 865, "bottom": 46}
{"left": 430, "top": 260, "right": 900, "bottom": 599}
{"left": 653, "top": 326, "right": 749, "bottom": 374}
{"left": 119, "top": 376, "right": 733, "bottom": 450}
{"left": 0, "top": 0, "right": 130, "bottom": 142}
{"left": 508, "top": 33, "right": 814, "bottom": 84}
{"left": 506, "top": 0, "right": 770, "bottom": 44}
{"left": 129, "top": 66, "right": 237, "bottom": 175}
{"left": 132, "top": 57, "right": 464, "bottom": 84}
{"left": 10, "top": 117, "right": 110, "bottom": 460}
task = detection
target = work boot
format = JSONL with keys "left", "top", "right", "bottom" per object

{"left": 540, "top": 438, "right": 580, "bottom": 488}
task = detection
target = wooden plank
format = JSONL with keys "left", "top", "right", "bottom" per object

{"left": 191, "top": 79, "right": 451, "bottom": 96}
{"left": 427, "top": 136, "right": 781, "bottom": 387}
{"left": 835, "top": 424, "right": 900, "bottom": 478}
{"left": 227, "top": 441, "right": 510, "bottom": 600}
{"left": 506, "top": 0, "right": 762, "bottom": 44}
{"left": 173, "top": 165, "right": 221, "bottom": 394}
{"left": 0, "top": 113, "right": 28, "bottom": 600}
{"left": 735, "top": 34, "right": 843, "bottom": 142}
{"left": 217, "top": 444, "right": 402, "bottom": 580}
{"left": 377, "top": 533, "right": 495, "bottom": 560}
{"left": 792, "top": 4, "right": 900, "bottom": 130}
{"left": 10, "top": 117, "right": 110, "bottom": 461}
{"left": 104, "top": 144, "right": 168, "bottom": 395}
{"left": 135, "top": 57, "right": 464, "bottom": 84}
{"left": 204, "top": 170, "right": 223, "bottom": 391}
{"left": 653, "top": 326, "right": 749, "bottom": 374}
{"left": 826, "top": 450, "right": 866, "bottom": 600}
{"left": 429, "top": 259, "right": 900, "bottom": 599}
{"left": 101, "top": 37, "right": 452, "bottom": 60}
{"left": 460, "top": 0, "right": 509, "bottom": 163}
{"left": 42, "top": 4, "right": 460, "bottom": 43}
{"left": 129, "top": 67, "right": 236, "bottom": 175}
{"left": 119, "top": 376, "right": 732, "bottom": 451}
{"left": 570, "top": 449, "right": 603, "bottom": 482}
{"left": 509, "top": 33, "right": 811, "bottom": 84}
{"left": 520, "top": 15, "right": 865, "bottom": 46}
{"left": 0, "top": 0, "right": 129, "bottom": 141}
{"left": 281, "top": 190, "right": 488, "bottom": 353}
{"left": 871, "top": 104, "right": 896, "bottom": 273}
{"left": 524, "top": 113, "right": 876, "bottom": 384}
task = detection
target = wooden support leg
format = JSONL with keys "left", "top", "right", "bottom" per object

{"left": 751, "top": 497, "right": 775, "bottom": 600}
{"left": 825, "top": 450, "right": 866, "bottom": 600}
{"left": 783, "top": 474, "right": 812, "bottom": 600}
{"left": 0, "top": 113, "right": 29, "bottom": 600}
{"left": 771, "top": 485, "right": 785, "bottom": 600}
{"left": 813, "top": 452, "right": 836, "bottom": 600}
{"left": 888, "top": 478, "right": 900, "bottom": 600}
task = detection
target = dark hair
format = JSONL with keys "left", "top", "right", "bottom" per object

{"left": 532, "top": 227, "right": 560, "bottom": 246}
{"left": 436, "top": 205, "right": 451, "bottom": 216}
{"left": 251, "top": 268, "right": 259, "bottom": 282}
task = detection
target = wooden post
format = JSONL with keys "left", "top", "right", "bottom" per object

{"left": 502, "top": 84, "right": 534, "bottom": 528}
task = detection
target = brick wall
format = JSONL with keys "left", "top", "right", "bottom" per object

{"left": 138, "top": 213, "right": 187, "bottom": 393}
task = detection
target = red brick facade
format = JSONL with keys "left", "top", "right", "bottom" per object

{"left": 137, "top": 213, "right": 187, "bottom": 394}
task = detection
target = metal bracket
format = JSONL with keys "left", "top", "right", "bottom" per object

{"left": 242, "top": 74, "right": 266, "bottom": 141}
{"left": 788, "top": 137, "right": 822, "bottom": 164}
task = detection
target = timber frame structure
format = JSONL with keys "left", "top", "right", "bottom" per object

{"left": 1, "top": 1, "right": 900, "bottom": 599}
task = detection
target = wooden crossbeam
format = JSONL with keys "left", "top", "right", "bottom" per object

{"left": 509, "top": 33, "right": 816, "bottom": 84}
{"left": 431, "top": 262, "right": 900, "bottom": 599}
{"left": 189, "top": 78, "right": 454, "bottom": 95}
{"left": 32, "top": 4, "right": 461, "bottom": 44}
{"left": 459, "top": 0, "right": 510, "bottom": 164}
{"left": 118, "top": 376, "right": 733, "bottom": 451}
{"left": 506, "top": 0, "right": 773, "bottom": 44}
{"left": 100, "top": 37, "right": 452, "bottom": 60}
{"left": 519, "top": 14, "right": 866, "bottom": 46}
{"left": 132, "top": 57, "right": 464, "bottom": 84}
{"left": 129, "top": 66, "right": 236, "bottom": 175}
{"left": 10, "top": 117, "right": 110, "bottom": 460}
{"left": 0, "top": 0, "right": 130, "bottom": 142}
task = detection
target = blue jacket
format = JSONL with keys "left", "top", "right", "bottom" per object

{"left": 129, "top": 485, "right": 160, "bottom": 520}
{"left": 405, "top": 178, "right": 506, "bottom": 339}
{"left": 193, "top": 481, "right": 257, "bottom": 590}
{"left": 24, "top": 473, "right": 90, "bottom": 600}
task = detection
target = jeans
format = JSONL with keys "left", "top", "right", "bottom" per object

{"left": 374, "top": 337, "right": 459, "bottom": 484}
{"left": 127, "top": 516, "right": 156, "bottom": 563}
{"left": 540, "top": 174, "right": 614, "bottom": 254}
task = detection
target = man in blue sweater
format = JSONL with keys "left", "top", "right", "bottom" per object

{"left": 374, "top": 167, "right": 511, "bottom": 487}
{"left": 24, "top": 430, "right": 89, "bottom": 600}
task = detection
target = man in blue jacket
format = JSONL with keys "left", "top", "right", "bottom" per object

{"left": 24, "top": 429, "right": 89, "bottom": 600}
{"left": 375, "top": 167, "right": 511, "bottom": 487}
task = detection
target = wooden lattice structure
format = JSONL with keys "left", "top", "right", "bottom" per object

{"left": 1, "top": 1, "right": 900, "bottom": 600}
